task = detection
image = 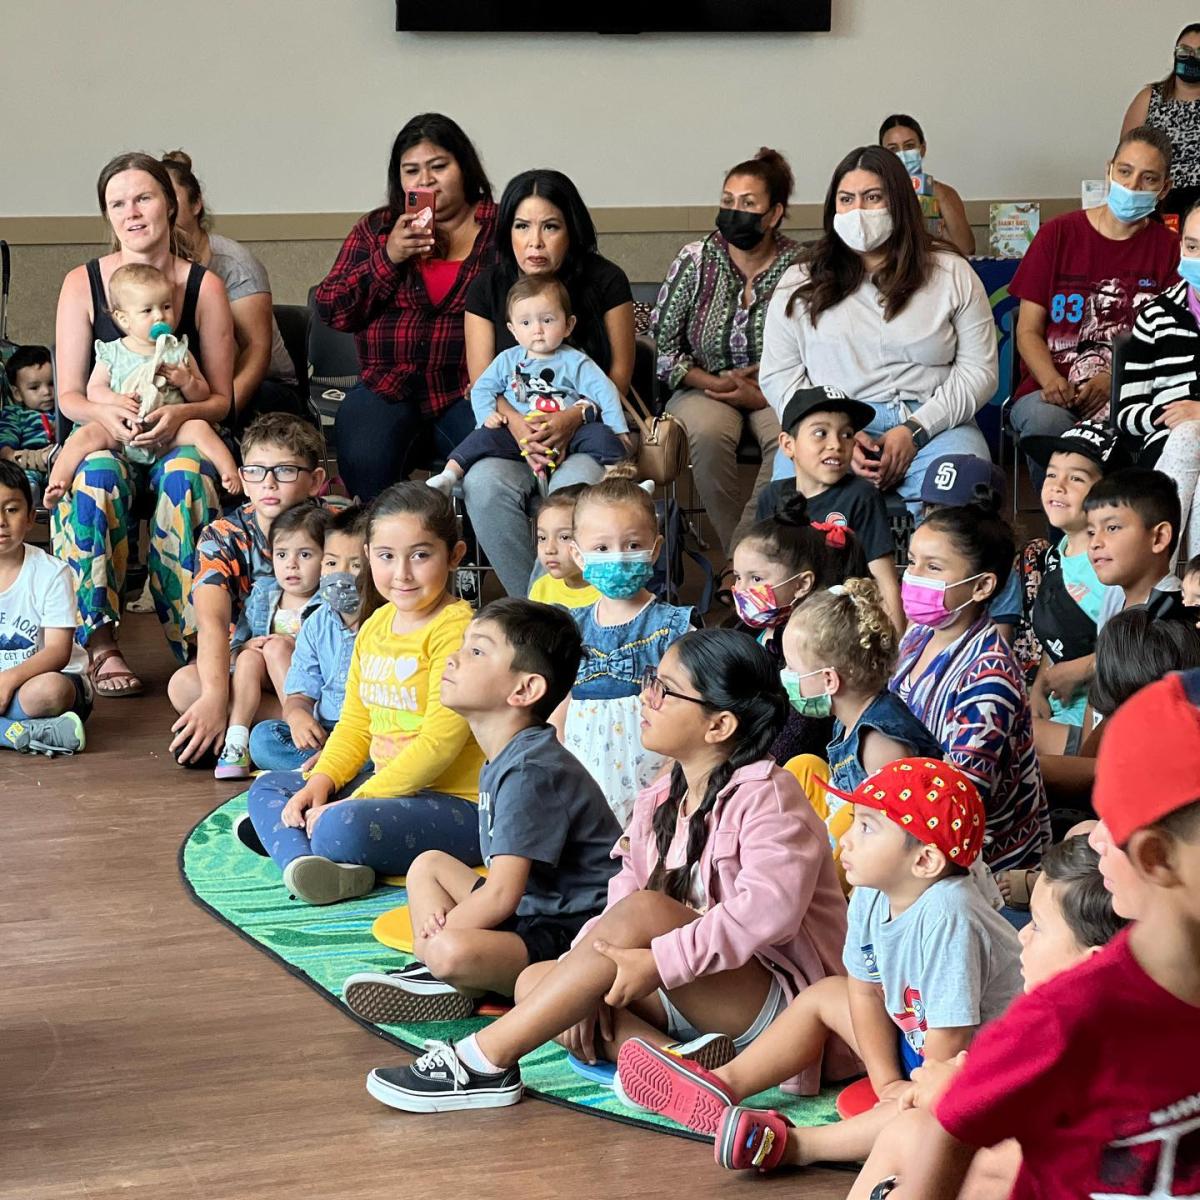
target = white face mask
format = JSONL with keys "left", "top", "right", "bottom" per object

{"left": 833, "top": 208, "right": 894, "bottom": 253}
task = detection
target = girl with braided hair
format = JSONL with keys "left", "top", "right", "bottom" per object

{"left": 364, "top": 627, "right": 853, "bottom": 1113}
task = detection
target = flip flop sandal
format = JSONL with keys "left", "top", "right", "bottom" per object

{"left": 999, "top": 868, "right": 1037, "bottom": 910}
{"left": 89, "top": 647, "right": 145, "bottom": 699}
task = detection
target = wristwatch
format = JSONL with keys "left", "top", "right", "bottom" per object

{"left": 901, "top": 417, "right": 930, "bottom": 450}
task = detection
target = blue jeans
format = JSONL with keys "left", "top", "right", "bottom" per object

{"left": 463, "top": 453, "right": 605, "bottom": 596}
{"left": 772, "top": 401, "right": 991, "bottom": 512}
{"left": 1009, "top": 389, "right": 1075, "bottom": 490}
{"left": 245, "top": 769, "right": 483, "bottom": 874}
{"left": 248, "top": 719, "right": 333, "bottom": 773}
{"left": 333, "top": 384, "right": 475, "bottom": 502}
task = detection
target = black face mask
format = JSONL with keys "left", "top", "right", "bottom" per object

{"left": 716, "top": 208, "right": 768, "bottom": 250}
{"left": 1176, "top": 54, "right": 1200, "bottom": 84}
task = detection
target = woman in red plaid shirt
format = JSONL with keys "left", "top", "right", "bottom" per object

{"left": 315, "top": 114, "right": 498, "bottom": 502}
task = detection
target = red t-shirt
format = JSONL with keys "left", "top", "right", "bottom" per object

{"left": 418, "top": 258, "right": 463, "bottom": 306}
{"left": 1010, "top": 209, "right": 1179, "bottom": 398}
{"left": 934, "top": 929, "right": 1200, "bottom": 1200}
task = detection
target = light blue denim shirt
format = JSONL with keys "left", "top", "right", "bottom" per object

{"left": 283, "top": 601, "right": 357, "bottom": 726}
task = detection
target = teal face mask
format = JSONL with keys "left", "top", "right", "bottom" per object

{"left": 580, "top": 550, "right": 655, "bottom": 599}
{"left": 897, "top": 148, "right": 923, "bottom": 176}
{"left": 780, "top": 667, "right": 833, "bottom": 719}
{"left": 1106, "top": 178, "right": 1159, "bottom": 224}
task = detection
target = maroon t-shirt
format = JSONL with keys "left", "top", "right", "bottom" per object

{"left": 1010, "top": 209, "right": 1179, "bottom": 398}
{"left": 934, "top": 930, "right": 1200, "bottom": 1200}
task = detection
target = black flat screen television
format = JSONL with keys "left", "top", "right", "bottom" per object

{"left": 396, "top": 2, "right": 832, "bottom": 33}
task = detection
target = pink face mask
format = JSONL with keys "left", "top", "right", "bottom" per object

{"left": 901, "top": 570, "right": 984, "bottom": 629}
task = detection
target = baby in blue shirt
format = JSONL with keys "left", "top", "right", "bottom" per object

{"left": 426, "top": 275, "right": 629, "bottom": 495}
{"left": 248, "top": 505, "right": 366, "bottom": 774}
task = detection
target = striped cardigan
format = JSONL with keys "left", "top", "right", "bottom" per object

{"left": 1116, "top": 280, "right": 1200, "bottom": 465}
{"left": 890, "top": 614, "right": 1050, "bottom": 873}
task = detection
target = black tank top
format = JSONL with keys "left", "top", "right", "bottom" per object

{"left": 86, "top": 258, "right": 206, "bottom": 373}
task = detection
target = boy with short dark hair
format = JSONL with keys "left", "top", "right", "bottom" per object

{"left": 616, "top": 758, "right": 1023, "bottom": 1167}
{"left": 341, "top": 597, "right": 621, "bottom": 1022}
{"left": 893, "top": 671, "right": 1200, "bottom": 1200}
{"left": 1182, "top": 552, "right": 1200, "bottom": 608}
{"left": 757, "top": 385, "right": 902, "bottom": 629}
{"left": 1085, "top": 466, "right": 1183, "bottom": 629}
{"left": 0, "top": 460, "right": 88, "bottom": 755}
{"left": 0, "top": 345, "right": 57, "bottom": 499}
{"left": 168, "top": 413, "right": 326, "bottom": 767}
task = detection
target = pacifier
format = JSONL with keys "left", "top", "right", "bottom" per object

{"left": 149, "top": 321, "right": 173, "bottom": 340}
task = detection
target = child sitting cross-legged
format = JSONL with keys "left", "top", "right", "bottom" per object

{"left": 845, "top": 832, "right": 1128, "bottom": 1200}
{"left": 363, "top": 629, "right": 854, "bottom": 1113}
{"left": 527, "top": 485, "right": 599, "bottom": 610}
{"left": 246, "top": 504, "right": 366, "bottom": 774}
{"left": 340, "top": 598, "right": 621, "bottom": 1021}
{"left": 891, "top": 673, "right": 1200, "bottom": 1200}
{"left": 614, "top": 758, "right": 1022, "bottom": 1163}
{"left": 215, "top": 502, "right": 328, "bottom": 779}
{"left": 0, "top": 460, "right": 90, "bottom": 756}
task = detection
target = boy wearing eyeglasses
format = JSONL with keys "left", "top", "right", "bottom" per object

{"left": 169, "top": 414, "right": 326, "bottom": 768}
{"left": 340, "top": 598, "right": 620, "bottom": 1021}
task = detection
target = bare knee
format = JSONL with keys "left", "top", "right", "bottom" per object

{"left": 593, "top": 889, "right": 687, "bottom": 945}
{"left": 421, "top": 931, "right": 473, "bottom": 983}
{"left": 407, "top": 849, "right": 452, "bottom": 888}
{"left": 261, "top": 637, "right": 293, "bottom": 673}
{"left": 513, "top": 959, "right": 555, "bottom": 1004}
{"left": 168, "top": 663, "right": 201, "bottom": 713}
{"left": 15, "top": 673, "right": 75, "bottom": 718}
{"left": 233, "top": 648, "right": 267, "bottom": 680}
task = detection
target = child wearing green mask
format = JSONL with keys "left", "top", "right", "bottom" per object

{"left": 781, "top": 578, "right": 943, "bottom": 877}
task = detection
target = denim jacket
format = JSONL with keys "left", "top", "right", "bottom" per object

{"left": 231, "top": 576, "right": 321, "bottom": 651}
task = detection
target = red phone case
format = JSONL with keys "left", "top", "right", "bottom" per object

{"left": 406, "top": 188, "right": 437, "bottom": 239}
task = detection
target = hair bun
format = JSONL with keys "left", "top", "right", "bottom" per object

{"left": 774, "top": 492, "right": 811, "bottom": 527}
{"left": 602, "top": 461, "right": 639, "bottom": 483}
{"left": 755, "top": 146, "right": 783, "bottom": 164}
{"left": 162, "top": 148, "right": 192, "bottom": 170}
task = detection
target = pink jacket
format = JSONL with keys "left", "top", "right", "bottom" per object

{"left": 577, "top": 758, "right": 857, "bottom": 1094}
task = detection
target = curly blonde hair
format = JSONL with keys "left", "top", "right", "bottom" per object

{"left": 788, "top": 577, "right": 897, "bottom": 692}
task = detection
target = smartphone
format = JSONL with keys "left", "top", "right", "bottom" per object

{"left": 405, "top": 188, "right": 437, "bottom": 242}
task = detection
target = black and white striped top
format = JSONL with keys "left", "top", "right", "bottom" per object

{"left": 1115, "top": 280, "right": 1200, "bottom": 465}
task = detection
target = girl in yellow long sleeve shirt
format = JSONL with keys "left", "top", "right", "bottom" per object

{"left": 246, "top": 485, "right": 485, "bottom": 905}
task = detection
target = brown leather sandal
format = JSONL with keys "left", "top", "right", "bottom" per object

{"left": 89, "top": 647, "right": 145, "bottom": 699}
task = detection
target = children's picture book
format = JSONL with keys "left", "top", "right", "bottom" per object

{"left": 989, "top": 202, "right": 1040, "bottom": 259}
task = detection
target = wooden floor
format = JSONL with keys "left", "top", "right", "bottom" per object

{"left": 0, "top": 610, "right": 855, "bottom": 1200}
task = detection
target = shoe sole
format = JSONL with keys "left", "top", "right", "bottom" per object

{"left": 284, "top": 857, "right": 375, "bottom": 905}
{"left": 715, "top": 1106, "right": 746, "bottom": 1169}
{"left": 674, "top": 1033, "right": 737, "bottom": 1072}
{"left": 366, "top": 1069, "right": 523, "bottom": 1112}
{"left": 214, "top": 766, "right": 250, "bottom": 780}
{"left": 343, "top": 978, "right": 475, "bottom": 1024}
{"left": 616, "top": 1039, "right": 732, "bottom": 1135}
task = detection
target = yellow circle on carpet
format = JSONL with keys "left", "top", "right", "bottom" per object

{"left": 372, "top": 867, "right": 488, "bottom": 954}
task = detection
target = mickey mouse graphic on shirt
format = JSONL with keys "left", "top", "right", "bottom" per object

{"left": 511, "top": 362, "right": 577, "bottom": 414}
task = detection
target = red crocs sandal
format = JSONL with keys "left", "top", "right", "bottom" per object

{"left": 615, "top": 1037, "right": 735, "bottom": 1134}
{"left": 715, "top": 1105, "right": 793, "bottom": 1172}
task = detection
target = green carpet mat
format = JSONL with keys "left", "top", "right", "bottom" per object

{"left": 180, "top": 794, "right": 843, "bottom": 1141}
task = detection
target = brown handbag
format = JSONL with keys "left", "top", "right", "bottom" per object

{"left": 621, "top": 386, "right": 689, "bottom": 485}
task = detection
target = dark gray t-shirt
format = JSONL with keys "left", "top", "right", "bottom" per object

{"left": 478, "top": 723, "right": 621, "bottom": 918}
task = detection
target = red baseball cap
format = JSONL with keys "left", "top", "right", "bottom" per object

{"left": 1094, "top": 670, "right": 1200, "bottom": 846}
{"left": 823, "top": 758, "right": 986, "bottom": 866}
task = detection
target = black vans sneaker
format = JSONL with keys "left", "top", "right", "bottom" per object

{"left": 233, "top": 813, "right": 268, "bottom": 857}
{"left": 343, "top": 963, "right": 475, "bottom": 1024}
{"left": 366, "top": 1040, "right": 523, "bottom": 1112}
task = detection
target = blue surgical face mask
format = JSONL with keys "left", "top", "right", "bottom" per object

{"left": 580, "top": 550, "right": 655, "bottom": 599}
{"left": 1179, "top": 254, "right": 1200, "bottom": 290}
{"left": 780, "top": 667, "right": 834, "bottom": 719}
{"left": 897, "top": 148, "right": 923, "bottom": 176}
{"left": 1106, "top": 178, "right": 1159, "bottom": 224}
{"left": 318, "top": 570, "right": 360, "bottom": 615}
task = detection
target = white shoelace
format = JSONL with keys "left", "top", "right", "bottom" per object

{"left": 413, "top": 1040, "right": 469, "bottom": 1088}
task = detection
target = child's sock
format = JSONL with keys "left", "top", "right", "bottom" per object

{"left": 455, "top": 1033, "right": 503, "bottom": 1075}
{"left": 425, "top": 468, "right": 459, "bottom": 497}
{"left": 223, "top": 724, "right": 250, "bottom": 753}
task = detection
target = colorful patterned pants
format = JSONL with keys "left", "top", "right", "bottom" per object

{"left": 50, "top": 447, "right": 218, "bottom": 663}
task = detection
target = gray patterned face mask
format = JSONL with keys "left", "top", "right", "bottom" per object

{"left": 318, "top": 571, "right": 359, "bottom": 615}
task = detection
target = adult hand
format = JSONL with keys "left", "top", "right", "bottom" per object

{"left": 131, "top": 402, "right": 189, "bottom": 452}
{"left": 525, "top": 405, "right": 585, "bottom": 465}
{"left": 555, "top": 1003, "right": 615, "bottom": 1065}
{"left": 593, "top": 940, "right": 661, "bottom": 1008}
{"left": 706, "top": 368, "right": 767, "bottom": 411}
{"left": 505, "top": 408, "right": 552, "bottom": 475}
{"left": 385, "top": 212, "right": 435, "bottom": 265}
{"left": 1044, "top": 658, "right": 1090, "bottom": 703}
{"left": 169, "top": 693, "right": 226, "bottom": 763}
{"left": 287, "top": 710, "right": 328, "bottom": 752}
{"left": 1040, "top": 373, "right": 1075, "bottom": 409}
{"left": 852, "top": 430, "right": 884, "bottom": 482}
{"left": 1159, "top": 399, "right": 1200, "bottom": 429}
{"left": 872, "top": 425, "right": 918, "bottom": 491}
{"left": 1074, "top": 372, "right": 1111, "bottom": 420}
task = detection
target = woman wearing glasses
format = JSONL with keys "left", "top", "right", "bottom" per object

{"left": 1123, "top": 23, "right": 1200, "bottom": 218}
{"left": 52, "top": 152, "right": 236, "bottom": 698}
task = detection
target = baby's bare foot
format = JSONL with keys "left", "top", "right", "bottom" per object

{"left": 42, "top": 478, "right": 69, "bottom": 506}
{"left": 222, "top": 471, "right": 243, "bottom": 497}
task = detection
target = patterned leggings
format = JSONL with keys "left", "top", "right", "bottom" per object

{"left": 50, "top": 447, "right": 218, "bottom": 663}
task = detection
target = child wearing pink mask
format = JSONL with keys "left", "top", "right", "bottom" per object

{"left": 890, "top": 505, "right": 1049, "bottom": 873}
